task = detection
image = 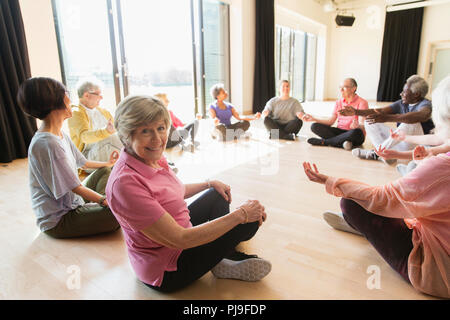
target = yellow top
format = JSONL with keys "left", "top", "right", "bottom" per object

{"left": 68, "top": 104, "right": 114, "bottom": 153}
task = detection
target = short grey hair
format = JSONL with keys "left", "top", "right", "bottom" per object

{"left": 431, "top": 75, "right": 450, "bottom": 137}
{"left": 76, "top": 78, "right": 103, "bottom": 98}
{"left": 114, "top": 95, "right": 171, "bottom": 147}
{"left": 210, "top": 83, "right": 225, "bottom": 100}
{"left": 406, "top": 75, "right": 429, "bottom": 98}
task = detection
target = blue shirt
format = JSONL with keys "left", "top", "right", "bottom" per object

{"left": 28, "top": 131, "right": 87, "bottom": 231}
{"left": 210, "top": 101, "right": 234, "bottom": 126}
{"left": 390, "top": 99, "right": 434, "bottom": 134}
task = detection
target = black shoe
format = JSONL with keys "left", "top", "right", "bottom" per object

{"left": 307, "top": 138, "right": 326, "bottom": 146}
{"left": 280, "top": 133, "right": 295, "bottom": 141}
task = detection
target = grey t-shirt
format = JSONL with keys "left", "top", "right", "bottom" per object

{"left": 28, "top": 131, "right": 87, "bottom": 231}
{"left": 263, "top": 97, "right": 304, "bottom": 124}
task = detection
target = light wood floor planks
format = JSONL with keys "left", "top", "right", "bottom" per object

{"left": 0, "top": 102, "right": 437, "bottom": 300}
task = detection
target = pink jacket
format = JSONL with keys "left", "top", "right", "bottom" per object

{"left": 325, "top": 154, "right": 450, "bottom": 298}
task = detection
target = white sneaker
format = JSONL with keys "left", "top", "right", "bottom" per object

{"left": 211, "top": 251, "right": 271, "bottom": 282}
{"left": 323, "top": 211, "right": 362, "bottom": 236}
{"left": 343, "top": 141, "right": 353, "bottom": 150}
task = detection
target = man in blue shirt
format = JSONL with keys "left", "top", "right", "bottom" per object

{"left": 339, "top": 75, "right": 433, "bottom": 164}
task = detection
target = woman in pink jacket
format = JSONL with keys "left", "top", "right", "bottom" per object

{"left": 303, "top": 76, "right": 450, "bottom": 299}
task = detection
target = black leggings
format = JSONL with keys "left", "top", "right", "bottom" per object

{"left": 166, "top": 120, "right": 199, "bottom": 149}
{"left": 215, "top": 121, "right": 250, "bottom": 141}
{"left": 144, "top": 189, "right": 259, "bottom": 293}
{"left": 310, "top": 123, "right": 365, "bottom": 148}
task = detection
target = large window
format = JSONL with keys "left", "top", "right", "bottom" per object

{"left": 275, "top": 25, "right": 317, "bottom": 102}
{"left": 52, "top": 0, "right": 230, "bottom": 120}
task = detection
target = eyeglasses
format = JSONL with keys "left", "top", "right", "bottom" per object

{"left": 339, "top": 86, "right": 352, "bottom": 90}
{"left": 88, "top": 91, "right": 102, "bottom": 97}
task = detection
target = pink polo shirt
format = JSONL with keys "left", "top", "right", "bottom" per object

{"left": 105, "top": 149, "right": 192, "bottom": 287}
{"left": 333, "top": 94, "right": 368, "bottom": 130}
{"left": 325, "top": 154, "right": 450, "bottom": 298}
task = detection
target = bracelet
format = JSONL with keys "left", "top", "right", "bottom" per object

{"left": 239, "top": 207, "right": 248, "bottom": 224}
{"left": 98, "top": 195, "right": 107, "bottom": 207}
{"left": 206, "top": 179, "right": 211, "bottom": 189}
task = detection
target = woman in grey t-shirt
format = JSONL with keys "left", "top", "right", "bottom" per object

{"left": 17, "top": 77, "right": 120, "bottom": 238}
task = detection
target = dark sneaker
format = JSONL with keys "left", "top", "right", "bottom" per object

{"left": 307, "top": 138, "right": 326, "bottom": 146}
{"left": 211, "top": 251, "right": 272, "bottom": 281}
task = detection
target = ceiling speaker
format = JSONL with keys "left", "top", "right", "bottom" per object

{"left": 335, "top": 15, "right": 355, "bottom": 27}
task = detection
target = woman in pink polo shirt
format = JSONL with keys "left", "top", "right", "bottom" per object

{"left": 303, "top": 78, "right": 368, "bottom": 150}
{"left": 106, "top": 95, "right": 271, "bottom": 292}
{"left": 302, "top": 76, "right": 450, "bottom": 298}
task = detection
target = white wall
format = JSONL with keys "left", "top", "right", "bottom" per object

{"left": 417, "top": 3, "right": 450, "bottom": 80}
{"left": 226, "top": 0, "right": 255, "bottom": 114}
{"left": 19, "top": 0, "right": 62, "bottom": 81}
{"left": 326, "top": 0, "right": 386, "bottom": 101}
{"left": 326, "top": 0, "right": 450, "bottom": 101}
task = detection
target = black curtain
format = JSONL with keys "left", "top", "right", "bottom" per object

{"left": 252, "top": 0, "right": 275, "bottom": 113}
{"left": 0, "top": 0, "right": 36, "bottom": 163}
{"left": 376, "top": 8, "right": 424, "bottom": 102}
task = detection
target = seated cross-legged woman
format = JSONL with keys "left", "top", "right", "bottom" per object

{"left": 106, "top": 95, "right": 271, "bottom": 293}
{"left": 302, "top": 76, "right": 450, "bottom": 299}
{"left": 303, "top": 78, "right": 368, "bottom": 150}
{"left": 154, "top": 93, "right": 199, "bottom": 151}
{"left": 209, "top": 84, "right": 260, "bottom": 141}
{"left": 17, "top": 77, "right": 120, "bottom": 239}
{"left": 262, "top": 80, "right": 304, "bottom": 141}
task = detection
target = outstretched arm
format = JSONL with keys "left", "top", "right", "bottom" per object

{"left": 231, "top": 108, "right": 261, "bottom": 121}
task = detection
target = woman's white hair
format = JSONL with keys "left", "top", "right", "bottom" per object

{"left": 114, "top": 95, "right": 171, "bottom": 147}
{"left": 431, "top": 75, "right": 450, "bottom": 138}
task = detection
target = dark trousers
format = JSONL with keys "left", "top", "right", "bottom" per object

{"left": 264, "top": 117, "right": 303, "bottom": 139}
{"left": 340, "top": 198, "right": 413, "bottom": 283}
{"left": 166, "top": 120, "right": 199, "bottom": 149}
{"left": 215, "top": 120, "right": 250, "bottom": 141}
{"left": 311, "top": 123, "right": 365, "bottom": 148}
{"left": 145, "top": 189, "right": 259, "bottom": 293}
{"left": 44, "top": 167, "right": 120, "bottom": 239}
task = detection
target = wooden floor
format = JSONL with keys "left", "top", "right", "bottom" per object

{"left": 0, "top": 102, "right": 436, "bottom": 300}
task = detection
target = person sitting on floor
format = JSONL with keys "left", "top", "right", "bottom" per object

{"left": 154, "top": 93, "right": 199, "bottom": 152}
{"left": 262, "top": 80, "right": 304, "bottom": 141}
{"left": 375, "top": 129, "right": 450, "bottom": 176}
{"left": 106, "top": 94, "right": 271, "bottom": 293}
{"left": 340, "top": 75, "right": 433, "bottom": 164}
{"left": 209, "top": 83, "right": 260, "bottom": 141}
{"left": 302, "top": 75, "right": 450, "bottom": 299}
{"left": 17, "top": 77, "right": 120, "bottom": 239}
{"left": 68, "top": 78, "right": 123, "bottom": 163}
{"left": 303, "top": 78, "right": 368, "bottom": 150}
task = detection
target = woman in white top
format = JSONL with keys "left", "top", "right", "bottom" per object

{"left": 17, "top": 77, "right": 120, "bottom": 238}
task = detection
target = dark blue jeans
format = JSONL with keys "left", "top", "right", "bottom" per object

{"left": 340, "top": 198, "right": 413, "bottom": 282}
{"left": 145, "top": 189, "right": 259, "bottom": 293}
